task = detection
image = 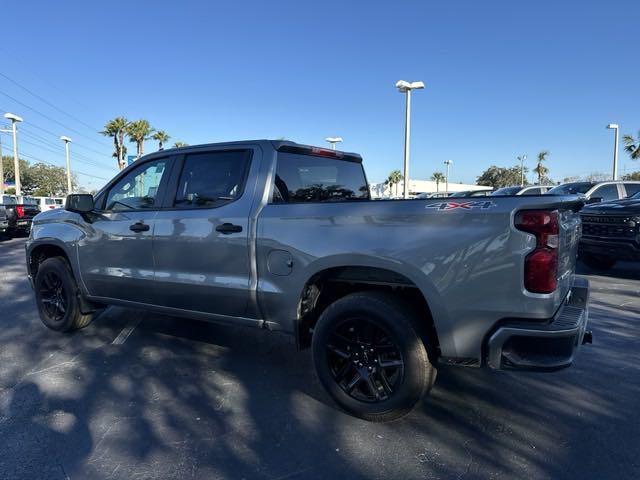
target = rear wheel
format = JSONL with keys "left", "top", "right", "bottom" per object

{"left": 312, "top": 292, "right": 435, "bottom": 422}
{"left": 582, "top": 253, "right": 616, "bottom": 271}
{"left": 35, "top": 257, "right": 94, "bottom": 332}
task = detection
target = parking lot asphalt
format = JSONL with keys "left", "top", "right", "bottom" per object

{"left": 0, "top": 236, "right": 639, "bottom": 480}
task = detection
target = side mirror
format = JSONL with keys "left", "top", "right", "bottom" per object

{"left": 65, "top": 194, "right": 94, "bottom": 213}
{"left": 586, "top": 196, "right": 603, "bottom": 204}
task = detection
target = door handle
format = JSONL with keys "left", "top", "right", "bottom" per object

{"left": 129, "top": 222, "right": 150, "bottom": 233}
{"left": 216, "top": 223, "right": 243, "bottom": 234}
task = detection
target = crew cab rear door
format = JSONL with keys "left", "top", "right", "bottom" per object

{"left": 152, "top": 147, "right": 256, "bottom": 319}
{"left": 77, "top": 156, "right": 173, "bottom": 303}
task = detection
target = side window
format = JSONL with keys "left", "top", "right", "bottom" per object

{"left": 592, "top": 184, "right": 619, "bottom": 201}
{"left": 522, "top": 188, "right": 540, "bottom": 195}
{"left": 623, "top": 183, "right": 640, "bottom": 198}
{"left": 273, "top": 153, "right": 370, "bottom": 203}
{"left": 174, "top": 150, "right": 251, "bottom": 208}
{"left": 105, "top": 158, "right": 168, "bottom": 211}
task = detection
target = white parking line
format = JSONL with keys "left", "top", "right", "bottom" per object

{"left": 112, "top": 317, "right": 142, "bottom": 345}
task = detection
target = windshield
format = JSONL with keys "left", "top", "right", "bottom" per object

{"left": 547, "top": 182, "right": 593, "bottom": 195}
{"left": 492, "top": 186, "right": 521, "bottom": 196}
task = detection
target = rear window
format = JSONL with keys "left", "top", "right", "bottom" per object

{"left": 547, "top": 182, "right": 593, "bottom": 195}
{"left": 45, "top": 198, "right": 56, "bottom": 205}
{"left": 272, "top": 153, "right": 369, "bottom": 203}
{"left": 492, "top": 186, "right": 521, "bottom": 196}
{"left": 624, "top": 183, "right": 640, "bottom": 198}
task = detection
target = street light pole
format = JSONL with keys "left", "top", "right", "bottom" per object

{"left": 4, "top": 113, "right": 23, "bottom": 196}
{"left": 325, "top": 137, "right": 343, "bottom": 150}
{"left": 61, "top": 136, "right": 72, "bottom": 194}
{"left": 517, "top": 154, "right": 527, "bottom": 186}
{"left": 607, "top": 124, "right": 619, "bottom": 180}
{"left": 444, "top": 159, "right": 452, "bottom": 194}
{"left": 396, "top": 80, "right": 425, "bottom": 199}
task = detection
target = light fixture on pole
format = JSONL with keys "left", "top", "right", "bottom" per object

{"left": 606, "top": 124, "right": 619, "bottom": 180}
{"left": 325, "top": 137, "right": 343, "bottom": 150}
{"left": 444, "top": 159, "right": 453, "bottom": 194}
{"left": 517, "top": 154, "right": 527, "bottom": 186}
{"left": 396, "top": 80, "right": 425, "bottom": 199}
{"left": 4, "top": 113, "right": 23, "bottom": 196}
{"left": 60, "top": 136, "right": 72, "bottom": 194}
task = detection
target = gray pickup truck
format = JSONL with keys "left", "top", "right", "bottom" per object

{"left": 25, "top": 140, "right": 591, "bottom": 421}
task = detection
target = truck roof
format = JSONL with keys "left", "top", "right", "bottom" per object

{"left": 154, "top": 139, "right": 363, "bottom": 163}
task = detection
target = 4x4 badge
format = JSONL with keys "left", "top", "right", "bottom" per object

{"left": 425, "top": 201, "right": 495, "bottom": 211}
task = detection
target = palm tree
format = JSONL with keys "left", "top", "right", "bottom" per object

{"left": 126, "top": 120, "right": 154, "bottom": 159}
{"left": 386, "top": 170, "right": 403, "bottom": 198}
{"left": 534, "top": 150, "right": 550, "bottom": 185}
{"left": 430, "top": 172, "right": 445, "bottom": 192}
{"left": 152, "top": 130, "right": 170, "bottom": 150}
{"left": 100, "top": 117, "right": 129, "bottom": 170}
{"left": 173, "top": 141, "right": 189, "bottom": 148}
{"left": 623, "top": 131, "right": 640, "bottom": 160}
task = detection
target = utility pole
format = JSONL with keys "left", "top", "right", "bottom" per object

{"left": 396, "top": 80, "right": 425, "bottom": 199}
{"left": 607, "top": 124, "right": 619, "bottom": 180}
{"left": 60, "top": 136, "right": 72, "bottom": 194}
{"left": 517, "top": 154, "right": 527, "bottom": 186}
{"left": 444, "top": 160, "right": 453, "bottom": 194}
{"left": 4, "top": 113, "right": 23, "bottom": 196}
{"left": 0, "top": 127, "right": 11, "bottom": 195}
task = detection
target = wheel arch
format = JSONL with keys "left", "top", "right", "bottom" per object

{"left": 294, "top": 261, "right": 445, "bottom": 361}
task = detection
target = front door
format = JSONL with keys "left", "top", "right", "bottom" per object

{"left": 77, "top": 157, "right": 171, "bottom": 304}
{"left": 153, "top": 148, "right": 255, "bottom": 317}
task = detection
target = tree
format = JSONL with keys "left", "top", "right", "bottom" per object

{"left": 622, "top": 171, "right": 640, "bottom": 181}
{"left": 2, "top": 155, "right": 32, "bottom": 191}
{"left": 623, "top": 131, "right": 640, "bottom": 160}
{"left": 386, "top": 170, "right": 403, "bottom": 197}
{"left": 126, "top": 119, "right": 154, "bottom": 158}
{"left": 477, "top": 165, "right": 528, "bottom": 188}
{"left": 173, "top": 141, "right": 188, "bottom": 148}
{"left": 26, "top": 162, "right": 76, "bottom": 196}
{"left": 2, "top": 156, "right": 71, "bottom": 196}
{"left": 534, "top": 150, "right": 550, "bottom": 185}
{"left": 152, "top": 130, "right": 170, "bottom": 150}
{"left": 101, "top": 117, "right": 129, "bottom": 170}
{"left": 430, "top": 172, "right": 445, "bottom": 192}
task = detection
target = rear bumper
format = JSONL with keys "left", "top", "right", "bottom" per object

{"left": 579, "top": 238, "right": 640, "bottom": 261}
{"left": 487, "top": 277, "right": 590, "bottom": 371}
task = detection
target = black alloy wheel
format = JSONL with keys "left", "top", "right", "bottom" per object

{"left": 326, "top": 318, "right": 404, "bottom": 403}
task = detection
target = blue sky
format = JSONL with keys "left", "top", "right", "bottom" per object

{"left": 0, "top": 0, "right": 638, "bottom": 189}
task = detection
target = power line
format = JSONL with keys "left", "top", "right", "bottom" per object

{"left": 0, "top": 71, "right": 103, "bottom": 134}
{"left": 0, "top": 89, "right": 111, "bottom": 149}
{"left": 18, "top": 150, "right": 110, "bottom": 181}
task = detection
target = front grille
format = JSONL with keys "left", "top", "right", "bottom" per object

{"left": 581, "top": 215, "right": 638, "bottom": 239}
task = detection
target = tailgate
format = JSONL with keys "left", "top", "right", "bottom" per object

{"left": 556, "top": 207, "right": 581, "bottom": 302}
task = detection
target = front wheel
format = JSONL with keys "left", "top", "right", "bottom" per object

{"left": 312, "top": 292, "right": 435, "bottom": 422}
{"left": 34, "top": 257, "right": 94, "bottom": 332}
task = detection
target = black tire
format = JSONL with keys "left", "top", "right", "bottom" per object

{"left": 582, "top": 253, "right": 616, "bottom": 271}
{"left": 34, "top": 257, "right": 93, "bottom": 332}
{"left": 312, "top": 292, "right": 435, "bottom": 422}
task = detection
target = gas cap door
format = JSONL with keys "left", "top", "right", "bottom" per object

{"left": 267, "top": 250, "right": 293, "bottom": 276}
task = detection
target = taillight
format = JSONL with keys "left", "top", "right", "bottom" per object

{"left": 515, "top": 210, "right": 559, "bottom": 293}
{"left": 16, "top": 206, "right": 25, "bottom": 218}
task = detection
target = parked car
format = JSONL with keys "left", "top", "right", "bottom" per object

{"left": 33, "top": 196, "right": 65, "bottom": 211}
{"left": 448, "top": 189, "right": 493, "bottom": 197}
{"left": 492, "top": 185, "right": 553, "bottom": 196}
{"left": 579, "top": 190, "right": 640, "bottom": 270}
{"left": 26, "top": 140, "right": 590, "bottom": 421}
{"left": 0, "top": 194, "right": 40, "bottom": 237}
{"left": 547, "top": 181, "right": 640, "bottom": 203}
{"left": 0, "top": 201, "right": 9, "bottom": 238}
{"left": 415, "top": 192, "right": 450, "bottom": 199}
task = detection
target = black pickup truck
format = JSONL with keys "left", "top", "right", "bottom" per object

{"left": 0, "top": 194, "right": 40, "bottom": 237}
{"left": 579, "top": 191, "right": 640, "bottom": 270}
